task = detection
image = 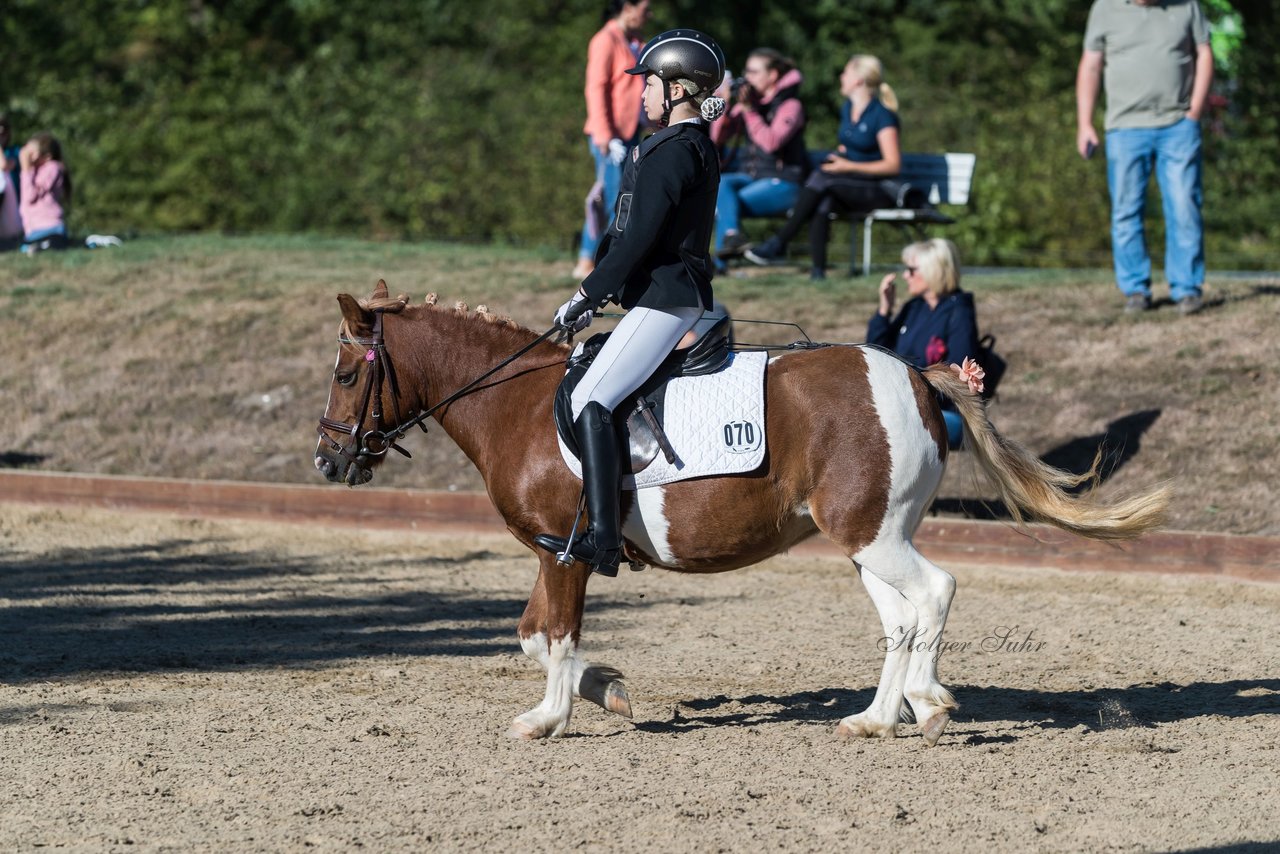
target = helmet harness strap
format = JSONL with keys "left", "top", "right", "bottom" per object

{"left": 659, "top": 78, "right": 697, "bottom": 128}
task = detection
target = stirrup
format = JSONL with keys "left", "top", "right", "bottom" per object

{"left": 533, "top": 534, "right": 621, "bottom": 577}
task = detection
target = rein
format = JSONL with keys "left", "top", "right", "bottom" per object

{"left": 317, "top": 310, "right": 563, "bottom": 476}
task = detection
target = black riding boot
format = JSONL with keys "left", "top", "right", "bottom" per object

{"left": 535, "top": 401, "right": 623, "bottom": 576}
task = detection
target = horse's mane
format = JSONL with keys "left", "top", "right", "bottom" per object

{"left": 339, "top": 291, "right": 563, "bottom": 355}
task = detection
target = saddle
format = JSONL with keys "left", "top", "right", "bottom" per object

{"left": 554, "top": 305, "right": 734, "bottom": 474}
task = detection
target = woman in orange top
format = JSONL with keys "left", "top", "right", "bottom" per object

{"left": 574, "top": 0, "right": 652, "bottom": 280}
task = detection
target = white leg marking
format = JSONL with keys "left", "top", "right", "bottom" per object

{"left": 837, "top": 566, "right": 913, "bottom": 739}
{"left": 522, "top": 630, "right": 599, "bottom": 701}
{"left": 851, "top": 350, "right": 956, "bottom": 744}
{"left": 622, "top": 486, "right": 676, "bottom": 566}
{"left": 520, "top": 631, "right": 550, "bottom": 670}
{"left": 510, "top": 636, "right": 578, "bottom": 739}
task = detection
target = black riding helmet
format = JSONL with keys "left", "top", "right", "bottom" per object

{"left": 627, "top": 29, "right": 726, "bottom": 125}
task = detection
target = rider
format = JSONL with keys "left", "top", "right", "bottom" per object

{"left": 536, "top": 29, "right": 727, "bottom": 577}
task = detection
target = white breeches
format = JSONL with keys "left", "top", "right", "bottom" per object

{"left": 570, "top": 305, "right": 704, "bottom": 419}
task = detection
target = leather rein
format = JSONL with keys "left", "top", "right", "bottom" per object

{"left": 317, "top": 309, "right": 564, "bottom": 480}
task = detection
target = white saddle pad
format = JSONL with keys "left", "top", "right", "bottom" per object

{"left": 557, "top": 350, "right": 768, "bottom": 489}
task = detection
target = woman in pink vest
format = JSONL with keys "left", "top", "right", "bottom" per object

{"left": 574, "top": 0, "right": 651, "bottom": 281}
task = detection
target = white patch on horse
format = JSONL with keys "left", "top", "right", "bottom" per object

{"left": 520, "top": 632, "right": 550, "bottom": 670}
{"left": 863, "top": 349, "right": 944, "bottom": 525}
{"left": 623, "top": 486, "right": 676, "bottom": 566}
{"left": 510, "top": 635, "right": 578, "bottom": 739}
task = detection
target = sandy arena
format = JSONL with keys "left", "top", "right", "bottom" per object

{"left": 2, "top": 504, "right": 1278, "bottom": 851}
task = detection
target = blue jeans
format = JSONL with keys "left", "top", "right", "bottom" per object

{"left": 1105, "top": 119, "right": 1204, "bottom": 301}
{"left": 942, "top": 409, "right": 963, "bottom": 451}
{"left": 714, "top": 173, "right": 799, "bottom": 254}
{"left": 578, "top": 136, "right": 635, "bottom": 262}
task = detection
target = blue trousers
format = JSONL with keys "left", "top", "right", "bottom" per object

{"left": 578, "top": 137, "right": 636, "bottom": 262}
{"left": 714, "top": 173, "right": 799, "bottom": 254}
{"left": 1105, "top": 119, "right": 1204, "bottom": 301}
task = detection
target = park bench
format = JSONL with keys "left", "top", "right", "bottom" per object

{"left": 738, "top": 151, "right": 976, "bottom": 275}
{"left": 840, "top": 151, "right": 977, "bottom": 275}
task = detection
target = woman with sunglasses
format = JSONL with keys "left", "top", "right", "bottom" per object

{"left": 867, "top": 238, "right": 979, "bottom": 449}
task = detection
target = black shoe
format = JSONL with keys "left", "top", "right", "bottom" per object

{"left": 536, "top": 402, "right": 623, "bottom": 577}
{"left": 717, "top": 232, "right": 751, "bottom": 259}
{"left": 743, "top": 238, "right": 784, "bottom": 266}
{"left": 534, "top": 533, "right": 621, "bottom": 576}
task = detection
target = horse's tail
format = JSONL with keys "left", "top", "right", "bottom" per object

{"left": 921, "top": 364, "right": 1170, "bottom": 542}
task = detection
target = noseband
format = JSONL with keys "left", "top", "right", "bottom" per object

{"left": 317, "top": 309, "right": 566, "bottom": 480}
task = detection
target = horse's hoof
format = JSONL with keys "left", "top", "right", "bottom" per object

{"left": 920, "top": 711, "right": 951, "bottom": 746}
{"left": 836, "top": 716, "right": 897, "bottom": 740}
{"left": 507, "top": 719, "right": 541, "bottom": 740}
{"left": 603, "top": 680, "right": 632, "bottom": 719}
{"left": 508, "top": 711, "right": 559, "bottom": 740}
{"left": 579, "top": 666, "right": 632, "bottom": 719}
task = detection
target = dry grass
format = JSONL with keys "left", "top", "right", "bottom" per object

{"left": 2, "top": 235, "right": 1277, "bottom": 534}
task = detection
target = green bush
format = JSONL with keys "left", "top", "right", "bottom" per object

{"left": 2, "top": 0, "right": 1274, "bottom": 268}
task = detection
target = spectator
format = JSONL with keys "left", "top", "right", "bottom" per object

{"left": 866, "top": 238, "right": 978, "bottom": 450}
{"left": 19, "top": 132, "right": 72, "bottom": 253}
{"left": 0, "top": 169, "right": 21, "bottom": 249}
{"left": 0, "top": 114, "right": 19, "bottom": 201}
{"left": 745, "top": 54, "right": 901, "bottom": 280}
{"left": 1076, "top": 0, "right": 1213, "bottom": 316}
{"left": 574, "top": 0, "right": 652, "bottom": 281}
{"left": 1, "top": 116, "right": 21, "bottom": 248}
{"left": 711, "top": 48, "right": 809, "bottom": 270}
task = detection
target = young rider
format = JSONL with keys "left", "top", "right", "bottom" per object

{"left": 536, "top": 29, "right": 728, "bottom": 577}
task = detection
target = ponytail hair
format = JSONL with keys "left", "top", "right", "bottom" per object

{"left": 675, "top": 78, "right": 728, "bottom": 122}
{"left": 848, "top": 54, "right": 898, "bottom": 112}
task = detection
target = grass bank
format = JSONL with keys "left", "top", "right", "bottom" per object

{"left": 2, "top": 235, "right": 1277, "bottom": 535}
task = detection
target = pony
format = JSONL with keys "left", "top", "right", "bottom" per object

{"left": 314, "top": 281, "right": 1168, "bottom": 742}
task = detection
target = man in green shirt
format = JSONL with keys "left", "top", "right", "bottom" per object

{"left": 1076, "top": 0, "right": 1213, "bottom": 315}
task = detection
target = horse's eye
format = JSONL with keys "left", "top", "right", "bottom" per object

{"left": 335, "top": 371, "right": 357, "bottom": 387}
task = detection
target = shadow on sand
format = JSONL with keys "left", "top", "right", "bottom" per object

{"left": 0, "top": 538, "right": 657, "bottom": 685}
{"left": 633, "top": 678, "right": 1280, "bottom": 738}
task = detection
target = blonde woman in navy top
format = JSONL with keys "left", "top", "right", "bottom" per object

{"left": 746, "top": 54, "right": 902, "bottom": 279}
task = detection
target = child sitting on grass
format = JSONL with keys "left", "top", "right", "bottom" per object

{"left": 19, "top": 132, "right": 72, "bottom": 254}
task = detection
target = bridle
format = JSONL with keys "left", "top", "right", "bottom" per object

{"left": 316, "top": 308, "right": 564, "bottom": 483}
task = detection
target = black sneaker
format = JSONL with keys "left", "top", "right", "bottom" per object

{"left": 717, "top": 232, "right": 750, "bottom": 259}
{"left": 743, "top": 239, "right": 784, "bottom": 266}
{"left": 1123, "top": 294, "right": 1152, "bottom": 314}
{"left": 1176, "top": 294, "right": 1204, "bottom": 316}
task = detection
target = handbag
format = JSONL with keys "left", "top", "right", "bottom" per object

{"left": 977, "top": 334, "right": 1006, "bottom": 400}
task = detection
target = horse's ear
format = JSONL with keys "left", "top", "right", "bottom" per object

{"left": 372, "top": 279, "right": 389, "bottom": 300}
{"left": 337, "top": 294, "right": 373, "bottom": 334}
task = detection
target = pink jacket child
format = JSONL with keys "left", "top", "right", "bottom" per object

{"left": 19, "top": 132, "right": 71, "bottom": 249}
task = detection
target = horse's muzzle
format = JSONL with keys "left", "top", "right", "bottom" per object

{"left": 314, "top": 447, "right": 374, "bottom": 486}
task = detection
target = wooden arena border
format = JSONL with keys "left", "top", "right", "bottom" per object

{"left": 2, "top": 470, "right": 1277, "bottom": 583}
